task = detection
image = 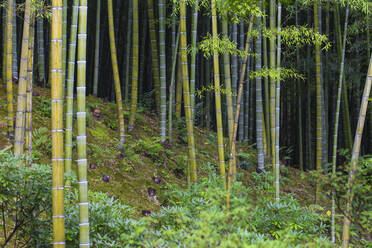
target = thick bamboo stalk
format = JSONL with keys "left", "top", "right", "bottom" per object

{"left": 147, "top": 0, "right": 161, "bottom": 112}
{"left": 314, "top": 3, "right": 323, "bottom": 203}
{"left": 232, "top": 24, "right": 238, "bottom": 110}
{"left": 92, "top": 0, "right": 101, "bottom": 96}
{"left": 175, "top": 54, "right": 183, "bottom": 119}
{"left": 263, "top": 11, "right": 271, "bottom": 156}
{"left": 14, "top": 0, "right": 31, "bottom": 155}
{"left": 211, "top": 0, "right": 226, "bottom": 181}
{"left": 239, "top": 23, "right": 245, "bottom": 141}
{"left": 6, "top": 0, "right": 14, "bottom": 137}
{"left": 158, "top": 0, "right": 166, "bottom": 138}
{"left": 64, "top": 0, "right": 79, "bottom": 188}
{"left": 107, "top": 0, "right": 126, "bottom": 149}
{"left": 51, "top": 0, "right": 65, "bottom": 246}
{"left": 331, "top": 7, "right": 349, "bottom": 243}
{"left": 342, "top": 54, "right": 372, "bottom": 248}
{"left": 76, "top": 0, "right": 89, "bottom": 245}
{"left": 180, "top": 0, "right": 197, "bottom": 183}
{"left": 25, "top": 19, "right": 35, "bottom": 164}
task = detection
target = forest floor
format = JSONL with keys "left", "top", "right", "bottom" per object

{"left": 0, "top": 86, "right": 327, "bottom": 216}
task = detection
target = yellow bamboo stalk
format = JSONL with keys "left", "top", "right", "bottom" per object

{"left": 51, "top": 0, "right": 65, "bottom": 246}
{"left": 107, "top": 0, "right": 126, "bottom": 149}
{"left": 6, "top": 0, "right": 14, "bottom": 137}
{"left": 14, "top": 0, "right": 31, "bottom": 155}
{"left": 180, "top": 0, "right": 197, "bottom": 183}
{"left": 128, "top": 0, "right": 139, "bottom": 130}
{"left": 211, "top": 0, "right": 226, "bottom": 181}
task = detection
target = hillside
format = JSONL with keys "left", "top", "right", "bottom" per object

{"left": 0, "top": 86, "right": 321, "bottom": 215}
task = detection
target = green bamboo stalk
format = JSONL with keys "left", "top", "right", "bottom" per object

{"left": 269, "top": 0, "right": 276, "bottom": 174}
{"left": 263, "top": 10, "right": 271, "bottom": 156}
{"left": 275, "top": 2, "right": 282, "bottom": 202}
{"left": 64, "top": 0, "right": 79, "bottom": 188}
{"left": 239, "top": 23, "right": 245, "bottom": 141}
{"left": 5, "top": 0, "right": 14, "bottom": 138}
{"left": 14, "top": 0, "right": 31, "bottom": 155}
{"left": 256, "top": 18, "right": 264, "bottom": 170}
{"left": 25, "top": 18, "right": 34, "bottom": 164}
{"left": 76, "top": 0, "right": 89, "bottom": 245}
{"left": 332, "top": 7, "right": 349, "bottom": 243}
{"left": 128, "top": 0, "right": 139, "bottom": 131}
{"left": 180, "top": 0, "right": 197, "bottom": 183}
{"left": 314, "top": 3, "right": 323, "bottom": 203}
{"left": 168, "top": 30, "right": 180, "bottom": 143}
{"left": 107, "top": 0, "right": 126, "bottom": 149}
{"left": 222, "top": 19, "right": 234, "bottom": 143}
{"left": 232, "top": 23, "right": 238, "bottom": 110}
{"left": 147, "top": 0, "right": 161, "bottom": 112}
{"left": 342, "top": 54, "right": 372, "bottom": 248}
{"left": 296, "top": 8, "right": 303, "bottom": 171}
{"left": 37, "top": 18, "right": 45, "bottom": 84}
{"left": 124, "top": 0, "right": 132, "bottom": 102}
{"left": 92, "top": 0, "right": 101, "bottom": 96}
{"left": 211, "top": 0, "right": 226, "bottom": 181}
{"left": 190, "top": 0, "right": 198, "bottom": 120}
{"left": 227, "top": 18, "right": 254, "bottom": 207}
{"left": 159, "top": 0, "right": 166, "bottom": 138}
{"left": 175, "top": 54, "right": 183, "bottom": 119}
{"left": 51, "top": 0, "right": 65, "bottom": 246}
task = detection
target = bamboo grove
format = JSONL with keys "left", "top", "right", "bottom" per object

{"left": 0, "top": 0, "right": 371, "bottom": 246}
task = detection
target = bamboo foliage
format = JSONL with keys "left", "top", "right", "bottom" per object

{"left": 76, "top": 0, "right": 89, "bottom": 245}
{"left": 180, "top": 0, "right": 197, "bottom": 183}
{"left": 159, "top": 0, "right": 167, "bottom": 137}
{"left": 128, "top": 0, "right": 139, "bottom": 131}
{"left": 51, "top": 0, "right": 65, "bottom": 246}
{"left": 342, "top": 54, "right": 372, "bottom": 248}
{"left": 211, "top": 0, "right": 226, "bottom": 180}
{"left": 6, "top": 0, "right": 14, "bottom": 137}
{"left": 107, "top": 0, "right": 126, "bottom": 149}
{"left": 64, "top": 0, "right": 79, "bottom": 188}
{"left": 92, "top": 0, "right": 101, "bottom": 96}
{"left": 14, "top": 0, "right": 31, "bottom": 155}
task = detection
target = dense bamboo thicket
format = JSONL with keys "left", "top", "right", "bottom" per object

{"left": 0, "top": 0, "right": 371, "bottom": 247}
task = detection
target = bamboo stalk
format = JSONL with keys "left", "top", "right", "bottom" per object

{"left": 190, "top": 0, "right": 198, "bottom": 120}
{"left": 211, "top": 0, "right": 226, "bottom": 181}
{"left": 6, "top": 0, "right": 14, "bottom": 138}
{"left": 64, "top": 0, "right": 79, "bottom": 188}
{"left": 342, "top": 54, "right": 372, "bottom": 248}
{"left": 128, "top": 0, "right": 139, "bottom": 131}
{"left": 76, "top": 0, "right": 89, "bottom": 245}
{"left": 169, "top": 30, "right": 180, "bottom": 143}
{"left": 159, "top": 0, "right": 167, "bottom": 138}
{"left": 14, "top": 0, "right": 31, "bottom": 155}
{"left": 124, "top": 0, "right": 132, "bottom": 102}
{"left": 51, "top": 0, "right": 65, "bottom": 246}
{"left": 92, "top": 0, "right": 101, "bottom": 96}
{"left": 107, "top": 0, "right": 126, "bottom": 149}
{"left": 256, "top": 15, "right": 264, "bottom": 171}
{"left": 180, "top": 0, "right": 197, "bottom": 183}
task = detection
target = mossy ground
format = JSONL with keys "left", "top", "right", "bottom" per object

{"left": 0, "top": 86, "right": 327, "bottom": 217}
